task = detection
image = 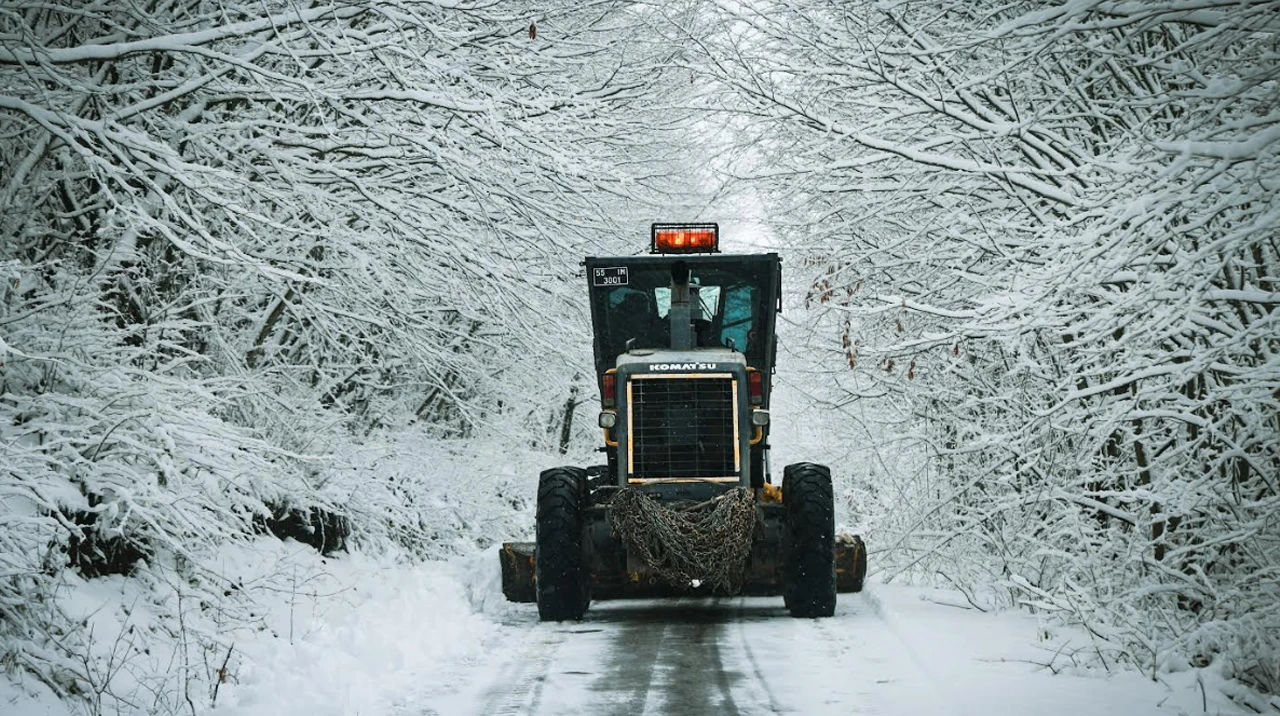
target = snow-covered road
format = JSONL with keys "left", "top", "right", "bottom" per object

{"left": 6, "top": 544, "right": 1253, "bottom": 716}
{"left": 406, "top": 585, "right": 1221, "bottom": 716}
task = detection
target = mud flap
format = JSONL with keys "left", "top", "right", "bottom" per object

{"left": 501, "top": 542, "right": 537, "bottom": 602}
{"left": 835, "top": 533, "right": 867, "bottom": 593}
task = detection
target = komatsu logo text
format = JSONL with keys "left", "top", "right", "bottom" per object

{"left": 647, "top": 362, "right": 718, "bottom": 371}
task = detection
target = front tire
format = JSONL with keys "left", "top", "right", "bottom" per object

{"left": 783, "top": 463, "right": 836, "bottom": 618}
{"left": 535, "top": 467, "right": 590, "bottom": 621}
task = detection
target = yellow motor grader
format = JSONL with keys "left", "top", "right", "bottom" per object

{"left": 501, "top": 223, "right": 867, "bottom": 620}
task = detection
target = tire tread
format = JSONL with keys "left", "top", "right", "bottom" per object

{"left": 535, "top": 467, "right": 589, "bottom": 621}
{"left": 783, "top": 462, "right": 836, "bottom": 618}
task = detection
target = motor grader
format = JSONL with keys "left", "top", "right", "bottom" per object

{"left": 501, "top": 223, "right": 866, "bottom": 620}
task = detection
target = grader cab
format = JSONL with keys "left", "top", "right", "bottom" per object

{"left": 501, "top": 224, "right": 867, "bottom": 620}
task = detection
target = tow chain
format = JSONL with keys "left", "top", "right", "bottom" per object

{"left": 608, "top": 487, "right": 756, "bottom": 594}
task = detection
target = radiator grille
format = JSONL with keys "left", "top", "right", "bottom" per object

{"left": 628, "top": 376, "right": 738, "bottom": 479}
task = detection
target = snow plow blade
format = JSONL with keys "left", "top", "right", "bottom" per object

{"left": 500, "top": 533, "right": 866, "bottom": 602}
{"left": 500, "top": 542, "right": 537, "bottom": 603}
{"left": 835, "top": 533, "right": 867, "bottom": 593}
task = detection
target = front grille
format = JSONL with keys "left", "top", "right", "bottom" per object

{"left": 628, "top": 376, "right": 738, "bottom": 479}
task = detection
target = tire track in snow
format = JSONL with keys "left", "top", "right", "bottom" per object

{"left": 481, "top": 626, "right": 566, "bottom": 716}
{"left": 591, "top": 605, "right": 666, "bottom": 716}
{"left": 643, "top": 598, "right": 739, "bottom": 716}
{"left": 719, "top": 596, "right": 882, "bottom": 715}
{"left": 448, "top": 589, "right": 966, "bottom": 716}
{"left": 730, "top": 598, "right": 788, "bottom": 714}
{"left": 854, "top": 586, "right": 971, "bottom": 716}
{"left": 584, "top": 598, "right": 739, "bottom": 716}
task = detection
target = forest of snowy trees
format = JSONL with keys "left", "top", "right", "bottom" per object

{"left": 0, "top": 0, "right": 710, "bottom": 707}
{"left": 695, "top": 0, "right": 1279, "bottom": 696}
{"left": 1, "top": 0, "right": 1276, "bottom": 712}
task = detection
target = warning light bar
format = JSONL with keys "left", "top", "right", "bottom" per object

{"left": 651, "top": 223, "right": 719, "bottom": 254}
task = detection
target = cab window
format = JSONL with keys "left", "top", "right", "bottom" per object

{"left": 720, "top": 284, "right": 756, "bottom": 351}
{"left": 594, "top": 262, "right": 770, "bottom": 366}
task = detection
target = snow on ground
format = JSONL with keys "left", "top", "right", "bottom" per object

{"left": 210, "top": 551, "right": 495, "bottom": 716}
{"left": 852, "top": 583, "right": 1244, "bottom": 716}
{"left": 2, "top": 542, "right": 1263, "bottom": 716}
{"left": 409, "top": 572, "right": 1260, "bottom": 716}
{"left": 1, "top": 428, "right": 1268, "bottom": 716}
{"left": 1, "top": 542, "right": 499, "bottom": 716}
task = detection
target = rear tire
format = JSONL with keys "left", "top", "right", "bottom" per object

{"left": 783, "top": 463, "right": 836, "bottom": 618}
{"left": 535, "top": 467, "right": 590, "bottom": 621}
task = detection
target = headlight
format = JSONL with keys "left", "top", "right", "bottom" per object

{"left": 598, "top": 411, "right": 617, "bottom": 428}
{"left": 751, "top": 409, "right": 770, "bottom": 426}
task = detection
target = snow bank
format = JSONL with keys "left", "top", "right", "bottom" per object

{"left": 211, "top": 549, "right": 496, "bottom": 716}
{"left": 0, "top": 541, "right": 510, "bottom": 716}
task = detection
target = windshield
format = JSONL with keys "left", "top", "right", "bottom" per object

{"left": 600, "top": 266, "right": 763, "bottom": 358}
